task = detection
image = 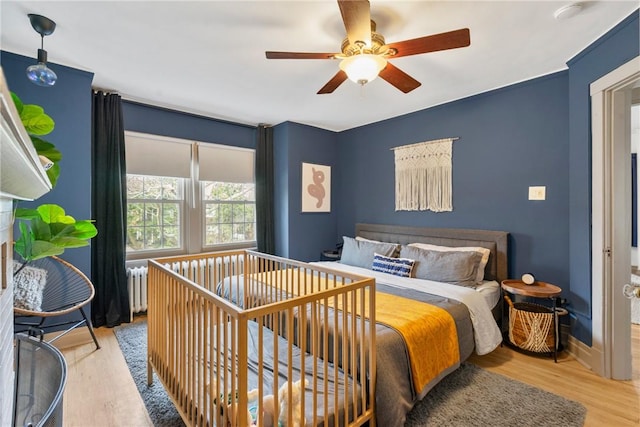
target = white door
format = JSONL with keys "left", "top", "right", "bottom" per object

{"left": 591, "top": 56, "right": 640, "bottom": 379}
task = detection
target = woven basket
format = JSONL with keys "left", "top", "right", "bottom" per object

{"left": 504, "top": 295, "right": 556, "bottom": 353}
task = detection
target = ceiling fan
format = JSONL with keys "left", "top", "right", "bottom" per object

{"left": 265, "top": 0, "right": 471, "bottom": 94}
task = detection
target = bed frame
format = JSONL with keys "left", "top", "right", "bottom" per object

{"left": 355, "top": 223, "right": 509, "bottom": 282}
{"left": 147, "top": 250, "right": 376, "bottom": 427}
{"left": 355, "top": 223, "right": 509, "bottom": 323}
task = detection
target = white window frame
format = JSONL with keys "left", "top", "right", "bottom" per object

{"left": 125, "top": 131, "right": 256, "bottom": 261}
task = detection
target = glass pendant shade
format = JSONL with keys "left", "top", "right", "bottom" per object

{"left": 339, "top": 54, "right": 387, "bottom": 85}
{"left": 26, "top": 48, "right": 57, "bottom": 87}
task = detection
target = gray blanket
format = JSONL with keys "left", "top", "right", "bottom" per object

{"left": 217, "top": 278, "right": 474, "bottom": 427}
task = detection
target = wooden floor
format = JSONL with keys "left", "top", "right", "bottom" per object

{"left": 58, "top": 320, "right": 640, "bottom": 427}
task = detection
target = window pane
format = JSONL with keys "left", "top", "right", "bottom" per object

{"left": 127, "top": 176, "right": 144, "bottom": 198}
{"left": 162, "top": 204, "right": 180, "bottom": 225}
{"left": 161, "top": 177, "right": 181, "bottom": 200}
{"left": 201, "top": 181, "right": 256, "bottom": 248}
{"left": 205, "top": 203, "right": 219, "bottom": 225}
{"left": 220, "top": 224, "right": 233, "bottom": 242}
{"left": 126, "top": 226, "right": 144, "bottom": 251}
{"left": 205, "top": 225, "right": 217, "bottom": 245}
{"left": 244, "top": 222, "right": 255, "bottom": 241}
{"left": 219, "top": 203, "right": 233, "bottom": 223}
{"left": 126, "top": 174, "right": 184, "bottom": 253}
{"left": 162, "top": 226, "right": 180, "bottom": 248}
{"left": 127, "top": 203, "right": 144, "bottom": 227}
{"left": 144, "top": 203, "right": 161, "bottom": 226}
{"left": 145, "top": 227, "right": 162, "bottom": 249}
{"left": 144, "top": 177, "right": 164, "bottom": 200}
{"left": 232, "top": 204, "right": 245, "bottom": 223}
{"left": 245, "top": 204, "right": 255, "bottom": 223}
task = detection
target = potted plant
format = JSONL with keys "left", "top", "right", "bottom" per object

{"left": 11, "top": 92, "right": 97, "bottom": 270}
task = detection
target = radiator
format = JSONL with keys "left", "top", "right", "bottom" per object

{"left": 127, "top": 255, "right": 244, "bottom": 320}
{"left": 127, "top": 266, "right": 148, "bottom": 319}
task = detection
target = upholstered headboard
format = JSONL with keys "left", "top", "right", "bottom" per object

{"left": 355, "top": 223, "right": 509, "bottom": 282}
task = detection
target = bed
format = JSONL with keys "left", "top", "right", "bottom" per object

{"left": 314, "top": 223, "right": 508, "bottom": 426}
{"left": 146, "top": 224, "right": 508, "bottom": 427}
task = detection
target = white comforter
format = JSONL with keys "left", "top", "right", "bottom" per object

{"left": 312, "top": 261, "right": 503, "bottom": 355}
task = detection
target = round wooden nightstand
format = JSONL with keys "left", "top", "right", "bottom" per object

{"left": 501, "top": 279, "right": 562, "bottom": 299}
{"left": 501, "top": 279, "right": 563, "bottom": 362}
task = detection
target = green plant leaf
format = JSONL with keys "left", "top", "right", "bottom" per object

{"left": 46, "top": 163, "right": 60, "bottom": 188}
{"left": 50, "top": 236, "right": 91, "bottom": 249}
{"left": 11, "top": 92, "right": 24, "bottom": 115}
{"left": 31, "top": 217, "right": 53, "bottom": 241}
{"left": 14, "top": 222, "right": 33, "bottom": 261}
{"left": 20, "top": 104, "right": 55, "bottom": 135}
{"left": 31, "top": 137, "right": 62, "bottom": 162}
{"left": 28, "top": 241, "right": 65, "bottom": 260}
{"left": 14, "top": 207, "right": 41, "bottom": 220}
{"left": 49, "top": 222, "right": 77, "bottom": 240}
{"left": 37, "top": 204, "right": 74, "bottom": 224}
{"left": 71, "top": 220, "right": 98, "bottom": 239}
{"left": 30, "top": 138, "right": 62, "bottom": 187}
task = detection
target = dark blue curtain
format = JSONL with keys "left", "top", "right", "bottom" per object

{"left": 256, "top": 124, "right": 275, "bottom": 254}
{"left": 91, "top": 91, "right": 130, "bottom": 327}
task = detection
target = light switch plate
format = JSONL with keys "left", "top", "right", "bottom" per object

{"left": 528, "top": 186, "right": 546, "bottom": 200}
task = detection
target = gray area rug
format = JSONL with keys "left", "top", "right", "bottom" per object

{"left": 115, "top": 320, "right": 586, "bottom": 427}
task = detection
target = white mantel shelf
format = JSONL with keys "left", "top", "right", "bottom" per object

{"left": 0, "top": 67, "right": 51, "bottom": 200}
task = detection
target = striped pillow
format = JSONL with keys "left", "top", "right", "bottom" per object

{"left": 371, "top": 253, "right": 415, "bottom": 278}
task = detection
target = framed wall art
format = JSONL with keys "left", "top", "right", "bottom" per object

{"left": 301, "top": 162, "right": 331, "bottom": 213}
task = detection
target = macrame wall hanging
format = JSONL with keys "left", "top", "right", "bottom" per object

{"left": 392, "top": 137, "right": 457, "bottom": 212}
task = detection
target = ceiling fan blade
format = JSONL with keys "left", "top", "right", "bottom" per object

{"left": 378, "top": 63, "right": 421, "bottom": 93}
{"left": 266, "top": 51, "right": 339, "bottom": 60}
{"left": 338, "top": 0, "right": 371, "bottom": 47}
{"left": 385, "top": 28, "right": 471, "bottom": 58}
{"left": 317, "top": 70, "right": 348, "bottom": 94}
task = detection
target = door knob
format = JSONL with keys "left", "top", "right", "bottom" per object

{"left": 622, "top": 283, "right": 640, "bottom": 299}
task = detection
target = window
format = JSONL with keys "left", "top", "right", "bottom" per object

{"left": 125, "top": 131, "right": 255, "bottom": 258}
{"left": 202, "top": 182, "right": 255, "bottom": 245}
{"left": 126, "top": 175, "right": 183, "bottom": 252}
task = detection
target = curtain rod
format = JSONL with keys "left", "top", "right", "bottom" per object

{"left": 390, "top": 137, "right": 459, "bottom": 151}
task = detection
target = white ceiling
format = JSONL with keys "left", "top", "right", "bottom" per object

{"left": 1, "top": 1, "right": 638, "bottom": 131}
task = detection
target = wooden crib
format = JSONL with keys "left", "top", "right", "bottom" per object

{"left": 147, "top": 250, "right": 376, "bottom": 427}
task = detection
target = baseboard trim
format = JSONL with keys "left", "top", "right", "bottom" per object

{"left": 566, "top": 333, "right": 593, "bottom": 371}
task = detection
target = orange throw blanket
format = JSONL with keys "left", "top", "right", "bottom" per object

{"left": 375, "top": 291, "right": 460, "bottom": 392}
{"left": 246, "top": 268, "right": 459, "bottom": 392}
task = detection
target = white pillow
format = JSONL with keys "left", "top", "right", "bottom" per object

{"left": 408, "top": 243, "right": 490, "bottom": 284}
{"left": 356, "top": 236, "right": 400, "bottom": 257}
{"left": 340, "top": 236, "right": 399, "bottom": 269}
{"left": 13, "top": 261, "right": 48, "bottom": 312}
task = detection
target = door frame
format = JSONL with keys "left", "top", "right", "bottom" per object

{"left": 591, "top": 56, "right": 640, "bottom": 379}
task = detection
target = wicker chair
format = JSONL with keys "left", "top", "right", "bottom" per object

{"left": 13, "top": 256, "right": 100, "bottom": 350}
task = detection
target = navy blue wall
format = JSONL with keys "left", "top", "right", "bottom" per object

{"left": 122, "top": 101, "right": 256, "bottom": 149}
{"left": 336, "top": 72, "right": 570, "bottom": 288}
{"left": 1, "top": 51, "right": 94, "bottom": 278}
{"left": 566, "top": 11, "right": 639, "bottom": 345}
{"left": 273, "top": 122, "right": 339, "bottom": 261}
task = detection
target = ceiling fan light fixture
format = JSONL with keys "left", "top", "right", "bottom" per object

{"left": 339, "top": 54, "right": 387, "bottom": 86}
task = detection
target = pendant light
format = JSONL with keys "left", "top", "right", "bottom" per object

{"left": 26, "top": 14, "right": 57, "bottom": 87}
